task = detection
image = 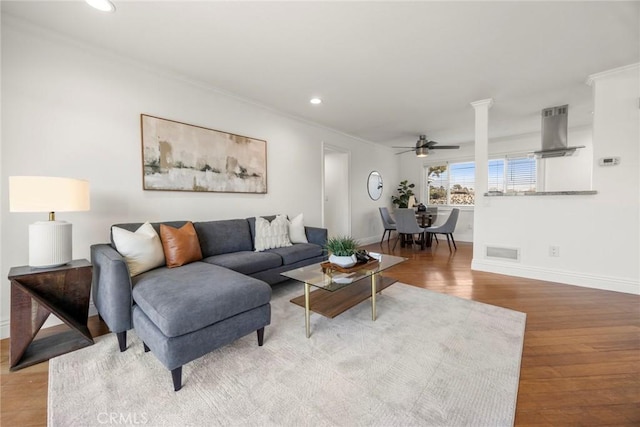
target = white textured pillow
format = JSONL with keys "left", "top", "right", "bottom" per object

{"left": 112, "top": 222, "right": 165, "bottom": 276}
{"left": 254, "top": 215, "right": 293, "bottom": 252}
{"left": 288, "top": 213, "right": 308, "bottom": 244}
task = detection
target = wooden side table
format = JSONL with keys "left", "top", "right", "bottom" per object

{"left": 8, "top": 259, "right": 94, "bottom": 371}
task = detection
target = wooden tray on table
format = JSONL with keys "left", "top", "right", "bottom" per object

{"left": 321, "top": 257, "right": 379, "bottom": 274}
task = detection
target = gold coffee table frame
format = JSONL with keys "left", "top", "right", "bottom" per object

{"left": 282, "top": 255, "right": 406, "bottom": 338}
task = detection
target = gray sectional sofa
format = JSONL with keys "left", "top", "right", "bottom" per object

{"left": 91, "top": 216, "right": 327, "bottom": 390}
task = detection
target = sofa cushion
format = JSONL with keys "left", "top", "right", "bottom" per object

{"left": 288, "top": 213, "right": 308, "bottom": 244}
{"left": 202, "top": 251, "right": 282, "bottom": 275}
{"left": 160, "top": 222, "right": 203, "bottom": 268}
{"left": 246, "top": 215, "right": 277, "bottom": 249}
{"left": 132, "top": 262, "right": 271, "bottom": 338}
{"left": 267, "top": 243, "right": 323, "bottom": 265}
{"left": 111, "top": 222, "right": 165, "bottom": 276}
{"left": 111, "top": 221, "right": 188, "bottom": 248}
{"left": 194, "top": 219, "right": 253, "bottom": 257}
{"left": 254, "top": 215, "right": 292, "bottom": 252}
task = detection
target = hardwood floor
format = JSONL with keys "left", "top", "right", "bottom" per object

{"left": 1, "top": 241, "right": 638, "bottom": 426}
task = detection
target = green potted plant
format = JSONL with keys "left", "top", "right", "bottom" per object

{"left": 325, "top": 235, "right": 360, "bottom": 268}
{"left": 391, "top": 180, "right": 416, "bottom": 208}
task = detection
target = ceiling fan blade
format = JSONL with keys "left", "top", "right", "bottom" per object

{"left": 392, "top": 146, "right": 416, "bottom": 149}
{"left": 430, "top": 145, "right": 460, "bottom": 149}
{"left": 395, "top": 149, "right": 416, "bottom": 155}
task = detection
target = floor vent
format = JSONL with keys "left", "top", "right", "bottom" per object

{"left": 486, "top": 246, "right": 520, "bottom": 261}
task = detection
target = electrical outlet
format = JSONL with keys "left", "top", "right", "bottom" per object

{"left": 467, "top": 223, "right": 473, "bottom": 230}
{"left": 549, "top": 246, "right": 560, "bottom": 257}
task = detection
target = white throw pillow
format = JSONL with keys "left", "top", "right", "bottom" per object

{"left": 112, "top": 222, "right": 165, "bottom": 276}
{"left": 254, "top": 215, "right": 293, "bottom": 252}
{"left": 288, "top": 213, "right": 308, "bottom": 244}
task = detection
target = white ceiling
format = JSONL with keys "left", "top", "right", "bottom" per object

{"left": 3, "top": 1, "right": 639, "bottom": 150}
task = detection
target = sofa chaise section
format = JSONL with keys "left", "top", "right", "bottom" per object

{"left": 132, "top": 262, "right": 271, "bottom": 390}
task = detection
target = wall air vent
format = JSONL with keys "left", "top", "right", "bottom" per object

{"left": 485, "top": 246, "right": 520, "bottom": 262}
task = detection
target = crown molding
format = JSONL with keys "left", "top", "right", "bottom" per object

{"left": 586, "top": 63, "right": 640, "bottom": 86}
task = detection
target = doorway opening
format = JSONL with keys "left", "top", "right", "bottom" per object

{"left": 322, "top": 144, "right": 351, "bottom": 238}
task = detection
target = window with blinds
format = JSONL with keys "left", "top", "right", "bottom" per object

{"left": 488, "top": 156, "right": 537, "bottom": 194}
{"left": 505, "top": 157, "right": 536, "bottom": 193}
{"left": 426, "top": 156, "right": 536, "bottom": 205}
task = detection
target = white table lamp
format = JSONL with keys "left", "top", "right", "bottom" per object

{"left": 9, "top": 176, "right": 90, "bottom": 268}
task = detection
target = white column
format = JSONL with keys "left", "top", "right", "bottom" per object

{"left": 470, "top": 98, "right": 493, "bottom": 260}
{"left": 471, "top": 98, "right": 493, "bottom": 196}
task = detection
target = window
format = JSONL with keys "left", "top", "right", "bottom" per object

{"left": 449, "top": 162, "right": 475, "bottom": 205}
{"left": 426, "top": 162, "right": 475, "bottom": 206}
{"left": 427, "top": 165, "right": 448, "bottom": 205}
{"left": 488, "top": 156, "right": 536, "bottom": 194}
{"left": 427, "top": 156, "right": 536, "bottom": 205}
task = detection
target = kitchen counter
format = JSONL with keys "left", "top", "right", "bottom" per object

{"left": 484, "top": 190, "right": 598, "bottom": 196}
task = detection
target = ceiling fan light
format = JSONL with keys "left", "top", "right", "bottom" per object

{"left": 416, "top": 147, "right": 429, "bottom": 157}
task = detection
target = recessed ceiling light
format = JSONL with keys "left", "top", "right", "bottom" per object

{"left": 310, "top": 98, "right": 322, "bottom": 105}
{"left": 85, "top": 0, "right": 116, "bottom": 13}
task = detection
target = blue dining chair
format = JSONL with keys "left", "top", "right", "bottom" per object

{"left": 378, "top": 207, "right": 396, "bottom": 244}
{"left": 392, "top": 208, "right": 427, "bottom": 250}
{"left": 425, "top": 208, "right": 460, "bottom": 252}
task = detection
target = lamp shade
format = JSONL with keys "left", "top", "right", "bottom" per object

{"left": 9, "top": 176, "right": 90, "bottom": 213}
{"left": 9, "top": 176, "right": 90, "bottom": 268}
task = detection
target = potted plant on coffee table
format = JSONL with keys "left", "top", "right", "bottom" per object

{"left": 325, "top": 236, "right": 359, "bottom": 268}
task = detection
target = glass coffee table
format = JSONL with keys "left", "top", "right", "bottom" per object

{"left": 281, "top": 254, "right": 406, "bottom": 338}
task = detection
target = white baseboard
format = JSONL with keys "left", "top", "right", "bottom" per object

{"left": 472, "top": 259, "right": 640, "bottom": 295}
{"left": 0, "top": 303, "right": 99, "bottom": 340}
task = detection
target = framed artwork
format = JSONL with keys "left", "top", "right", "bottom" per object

{"left": 140, "top": 114, "right": 267, "bottom": 193}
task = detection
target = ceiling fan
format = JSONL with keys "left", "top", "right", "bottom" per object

{"left": 393, "top": 135, "right": 460, "bottom": 157}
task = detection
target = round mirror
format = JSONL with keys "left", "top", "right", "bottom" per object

{"left": 367, "top": 171, "right": 383, "bottom": 201}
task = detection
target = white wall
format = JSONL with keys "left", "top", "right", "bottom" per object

{"left": 472, "top": 64, "right": 639, "bottom": 295}
{"left": 543, "top": 127, "right": 593, "bottom": 191}
{"left": 0, "top": 20, "right": 399, "bottom": 338}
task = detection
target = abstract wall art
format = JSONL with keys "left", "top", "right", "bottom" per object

{"left": 141, "top": 114, "right": 267, "bottom": 193}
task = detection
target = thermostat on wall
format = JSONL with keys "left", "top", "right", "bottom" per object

{"left": 599, "top": 157, "right": 620, "bottom": 166}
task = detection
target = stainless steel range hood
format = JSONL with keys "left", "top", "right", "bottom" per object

{"left": 533, "top": 105, "right": 584, "bottom": 158}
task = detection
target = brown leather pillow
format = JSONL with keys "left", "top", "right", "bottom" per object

{"left": 159, "top": 222, "right": 203, "bottom": 268}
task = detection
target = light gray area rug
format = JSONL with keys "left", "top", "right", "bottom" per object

{"left": 48, "top": 282, "right": 526, "bottom": 427}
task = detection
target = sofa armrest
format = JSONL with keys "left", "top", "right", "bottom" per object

{"left": 304, "top": 226, "right": 328, "bottom": 248}
{"left": 91, "top": 244, "right": 134, "bottom": 334}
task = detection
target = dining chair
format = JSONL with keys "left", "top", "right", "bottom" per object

{"left": 424, "top": 208, "right": 460, "bottom": 252}
{"left": 378, "top": 207, "right": 396, "bottom": 244}
{"left": 392, "top": 208, "right": 427, "bottom": 250}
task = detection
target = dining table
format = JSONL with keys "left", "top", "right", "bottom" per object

{"left": 417, "top": 212, "right": 435, "bottom": 248}
{"left": 415, "top": 212, "right": 434, "bottom": 228}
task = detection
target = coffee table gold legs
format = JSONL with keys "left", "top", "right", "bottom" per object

{"left": 305, "top": 282, "right": 311, "bottom": 338}
{"left": 371, "top": 274, "right": 377, "bottom": 321}
{"left": 304, "top": 275, "right": 380, "bottom": 337}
